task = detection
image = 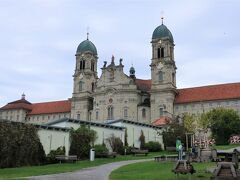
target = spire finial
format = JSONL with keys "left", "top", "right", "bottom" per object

{"left": 161, "top": 10, "right": 164, "bottom": 24}
{"left": 87, "top": 27, "right": 89, "bottom": 40}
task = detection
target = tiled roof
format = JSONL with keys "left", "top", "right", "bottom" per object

{"left": 152, "top": 116, "right": 171, "bottom": 126}
{"left": 135, "top": 79, "right": 151, "bottom": 92}
{"left": 0, "top": 99, "right": 32, "bottom": 110}
{"left": 175, "top": 82, "right": 240, "bottom": 104}
{"left": 28, "top": 100, "right": 71, "bottom": 115}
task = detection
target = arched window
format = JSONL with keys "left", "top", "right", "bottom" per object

{"left": 108, "top": 106, "right": 114, "bottom": 120}
{"left": 91, "top": 82, "right": 95, "bottom": 92}
{"left": 172, "top": 73, "right": 175, "bottom": 83}
{"left": 79, "top": 81, "right": 84, "bottom": 91}
{"left": 91, "top": 62, "right": 94, "bottom": 71}
{"left": 142, "top": 108, "right": 146, "bottom": 118}
{"left": 157, "top": 48, "right": 160, "bottom": 58}
{"left": 80, "top": 60, "right": 85, "bottom": 70}
{"left": 159, "top": 71, "right": 163, "bottom": 81}
{"left": 161, "top": 47, "right": 164, "bottom": 58}
{"left": 124, "top": 108, "right": 128, "bottom": 118}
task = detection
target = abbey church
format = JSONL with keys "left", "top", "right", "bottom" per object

{"left": 1, "top": 23, "right": 240, "bottom": 125}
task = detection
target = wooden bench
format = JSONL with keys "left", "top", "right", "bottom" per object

{"left": 154, "top": 154, "right": 178, "bottom": 162}
{"left": 131, "top": 149, "right": 148, "bottom": 156}
{"left": 98, "top": 152, "right": 117, "bottom": 158}
{"left": 55, "top": 155, "right": 77, "bottom": 163}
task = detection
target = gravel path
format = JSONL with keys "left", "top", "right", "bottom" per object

{"left": 28, "top": 159, "right": 151, "bottom": 180}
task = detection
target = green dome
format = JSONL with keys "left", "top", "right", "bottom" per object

{"left": 129, "top": 66, "right": 135, "bottom": 75}
{"left": 76, "top": 39, "right": 97, "bottom": 55}
{"left": 152, "top": 24, "right": 174, "bottom": 43}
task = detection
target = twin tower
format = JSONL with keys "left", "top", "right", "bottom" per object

{"left": 70, "top": 22, "right": 177, "bottom": 123}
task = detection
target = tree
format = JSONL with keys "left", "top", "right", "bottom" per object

{"left": 69, "top": 125, "right": 97, "bottom": 159}
{"left": 139, "top": 130, "right": 145, "bottom": 150}
{"left": 162, "top": 121, "right": 187, "bottom": 148}
{"left": 124, "top": 129, "right": 128, "bottom": 147}
{"left": 183, "top": 113, "right": 196, "bottom": 133}
{"left": 106, "top": 134, "right": 124, "bottom": 154}
{"left": 206, "top": 108, "right": 240, "bottom": 145}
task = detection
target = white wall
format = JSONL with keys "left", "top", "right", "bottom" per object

{"left": 38, "top": 129, "right": 70, "bottom": 156}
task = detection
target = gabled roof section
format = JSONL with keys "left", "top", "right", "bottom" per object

{"left": 0, "top": 119, "right": 70, "bottom": 132}
{"left": 107, "top": 119, "right": 162, "bottom": 129}
{"left": 28, "top": 100, "right": 71, "bottom": 115}
{"left": 152, "top": 116, "right": 171, "bottom": 126}
{"left": 135, "top": 79, "right": 151, "bottom": 92}
{"left": 175, "top": 82, "right": 240, "bottom": 104}
{"left": 0, "top": 98, "right": 32, "bottom": 111}
{"left": 45, "top": 118, "right": 125, "bottom": 130}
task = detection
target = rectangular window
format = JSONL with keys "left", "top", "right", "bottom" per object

{"left": 124, "top": 108, "right": 128, "bottom": 118}
{"left": 159, "top": 108, "right": 164, "bottom": 116}
{"left": 157, "top": 48, "right": 160, "bottom": 58}
{"left": 183, "top": 105, "right": 187, "bottom": 111}
{"left": 159, "top": 71, "right": 163, "bottom": 81}
{"left": 96, "top": 111, "right": 99, "bottom": 120}
{"left": 77, "top": 113, "right": 80, "bottom": 120}
{"left": 79, "top": 81, "right": 84, "bottom": 91}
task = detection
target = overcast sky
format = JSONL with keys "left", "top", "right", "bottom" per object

{"left": 0, "top": 0, "right": 240, "bottom": 106}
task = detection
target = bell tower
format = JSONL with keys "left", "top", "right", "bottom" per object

{"left": 150, "top": 20, "right": 177, "bottom": 121}
{"left": 71, "top": 35, "right": 98, "bottom": 121}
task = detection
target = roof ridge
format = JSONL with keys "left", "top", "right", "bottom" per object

{"left": 32, "top": 99, "right": 70, "bottom": 105}
{"left": 177, "top": 82, "right": 240, "bottom": 90}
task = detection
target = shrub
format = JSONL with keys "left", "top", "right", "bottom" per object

{"left": 94, "top": 144, "right": 109, "bottom": 157}
{"left": 0, "top": 121, "right": 46, "bottom": 168}
{"left": 145, "top": 141, "right": 162, "bottom": 152}
{"left": 47, "top": 146, "right": 65, "bottom": 163}
{"left": 69, "top": 125, "right": 97, "bottom": 159}
{"left": 106, "top": 134, "right": 124, "bottom": 154}
{"left": 139, "top": 130, "right": 145, "bottom": 150}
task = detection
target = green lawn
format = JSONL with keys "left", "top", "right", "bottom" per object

{"left": 212, "top": 144, "right": 240, "bottom": 150}
{"left": 110, "top": 161, "right": 215, "bottom": 180}
{"left": 0, "top": 152, "right": 169, "bottom": 179}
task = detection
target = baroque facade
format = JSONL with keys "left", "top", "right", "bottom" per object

{"left": 1, "top": 22, "right": 240, "bottom": 125}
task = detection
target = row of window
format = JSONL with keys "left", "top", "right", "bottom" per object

{"left": 29, "top": 113, "right": 68, "bottom": 121}
{"left": 76, "top": 108, "right": 148, "bottom": 120}
{"left": 175, "top": 100, "right": 239, "bottom": 111}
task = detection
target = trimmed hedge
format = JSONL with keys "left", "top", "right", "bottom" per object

{"left": 145, "top": 141, "right": 162, "bottom": 152}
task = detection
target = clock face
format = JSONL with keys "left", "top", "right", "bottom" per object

{"left": 157, "top": 62, "right": 164, "bottom": 69}
{"left": 79, "top": 73, "right": 83, "bottom": 79}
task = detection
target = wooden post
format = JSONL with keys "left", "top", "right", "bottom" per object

{"left": 186, "top": 133, "right": 188, "bottom": 151}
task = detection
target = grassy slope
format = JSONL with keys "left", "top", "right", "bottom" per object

{"left": 0, "top": 152, "right": 170, "bottom": 179}
{"left": 110, "top": 161, "right": 215, "bottom": 180}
